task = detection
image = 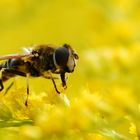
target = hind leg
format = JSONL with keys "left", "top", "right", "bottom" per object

{"left": 0, "top": 68, "right": 26, "bottom": 92}
{"left": 0, "top": 68, "right": 5, "bottom": 91}
{"left": 4, "top": 81, "right": 14, "bottom": 95}
{"left": 0, "top": 79, "right": 4, "bottom": 91}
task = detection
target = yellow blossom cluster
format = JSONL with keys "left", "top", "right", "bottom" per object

{"left": 0, "top": 0, "right": 140, "bottom": 140}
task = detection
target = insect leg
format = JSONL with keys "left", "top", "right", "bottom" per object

{"left": 0, "top": 79, "right": 4, "bottom": 91}
{"left": 0, "top": 68, "right": 26, "bottom": 92}
{"left": 43, "top": 75, "right": 60, "bottom": 94}
{"left": 25, "top": 73, "right": 30, "bottom": 106}
{"left": 0, "top": 68, "right": 5, "bottom": 91}
{"left": 51, "top": 77, "right": 60, "bottom": 94}
{"left": 43, "top": 75, "right": 59, "bottom": 79}
{"left": 4, "top": 81, "right": 14, "bottom": 95}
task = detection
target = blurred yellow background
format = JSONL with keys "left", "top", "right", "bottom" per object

{"left": 0, "top": 0, "right": 140, "bottom": 140}
{"left": 1, "top": 0, "right": 140, "bottom": 53}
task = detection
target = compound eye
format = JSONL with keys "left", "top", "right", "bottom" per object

{"left": 73, "top": 53, "right": 79, "bottom": 60}
{"left": 55, "top": 46, "right": 69, "bottom": 67}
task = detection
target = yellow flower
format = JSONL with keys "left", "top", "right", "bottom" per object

{"left": 129, "top": 122, "right": 139, "bottom": 140}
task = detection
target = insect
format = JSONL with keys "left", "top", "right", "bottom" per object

{"left": 0, "top": 44, "right": 79, "bottom": 106}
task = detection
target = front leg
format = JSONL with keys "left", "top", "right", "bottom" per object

{"left": 43, "top": 74, "right": 60, "bottom": 94}
{"left": 43, "top": 73, "right": 67, "bottom": 94}
{"left": 51, "top": 77, "right": 60, "bottom": 94}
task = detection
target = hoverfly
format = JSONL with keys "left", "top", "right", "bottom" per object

{"left": 0, "top": 44, "right": 79, "bottom": 106}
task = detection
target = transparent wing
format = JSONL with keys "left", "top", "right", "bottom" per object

{"left": 0, "top": 47, "right": 34, "bottom": 61}
{"left": 0, "top": 53, "right": 33, "bottom": 61}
